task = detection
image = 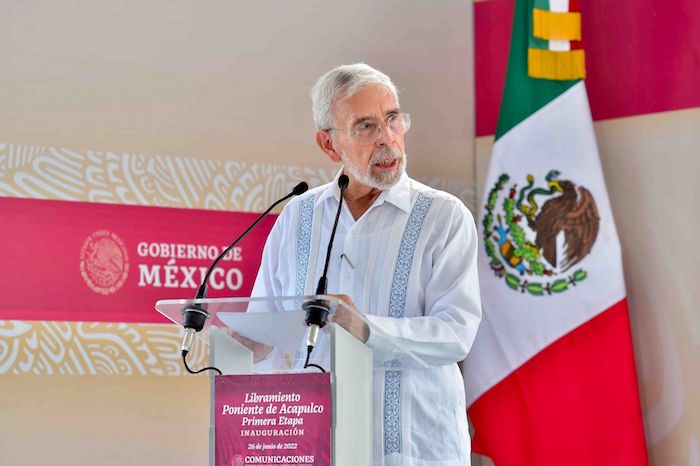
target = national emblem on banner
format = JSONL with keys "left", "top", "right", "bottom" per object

{"left": 80, "top": 230, "right": 130, "bottom": 295}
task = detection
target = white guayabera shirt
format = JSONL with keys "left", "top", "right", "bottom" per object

{"left": 251, "top": 169, "right": 482, "bottom": 466}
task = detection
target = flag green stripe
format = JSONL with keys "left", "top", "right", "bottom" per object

{"left": 529, "top": 36, "right": 551, "bottom": 50}
{"left": 528, "top": 5, "right": 551, "bottom": 51}
{"left": 533, "top": 0, "right": 549, "bottom": 10}
{"left": 495, "top": 0, "right": 578, "bottom": 141}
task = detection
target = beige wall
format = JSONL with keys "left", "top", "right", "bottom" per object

{"left": 474, "top": 107, "right": 700, "bottom": 465}
{"left": 0, "top": 374, "right": 210, "bottom": 466}
{"left": 0, "top": 0, "right": 474, "bottom": 190}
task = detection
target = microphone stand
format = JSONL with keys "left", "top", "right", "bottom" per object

{"left": 302, "top": 175, "right": 349, "bottom": 372}
{"left": 180, "top": 181, "right": 309, "bottom": 376}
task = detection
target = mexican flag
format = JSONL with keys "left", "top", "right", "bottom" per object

{"left": 464, "top": 0, "right": 648, "bottom": 464}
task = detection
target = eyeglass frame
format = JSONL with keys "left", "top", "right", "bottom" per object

{"left": 324, "top": 112, "right": 411, "bottom": 145}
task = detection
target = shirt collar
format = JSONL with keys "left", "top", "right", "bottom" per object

{"left": 315, "top": 167, "right": 411, "bottom": 214}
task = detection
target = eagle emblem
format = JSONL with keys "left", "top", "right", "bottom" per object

{"left": 482, "top": 170, "right": 600, "bottom": 296}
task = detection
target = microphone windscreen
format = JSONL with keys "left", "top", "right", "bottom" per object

{"left": 293, "top": 181, "right": 309, "bottom": 195}
{"left": 338, "top": 175, "right": 349, "bottom": 189}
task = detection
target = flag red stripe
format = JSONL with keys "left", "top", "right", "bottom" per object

{"left": 468, "top": 299, "right": 648, "bottom": 465}
{"left": 570, "top": 40, "right": 584, "bottom": 50}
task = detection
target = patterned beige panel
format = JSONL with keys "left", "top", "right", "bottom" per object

{"left": 0, "top": 143, "right": 333, "bottom": 210}
{"left": 0, "top": 142, "right": 475, "bottom": 376}
{"left": 0, "top": 142, "right": 475, "bottom": 209}
{"left": 0, "top": 321, "right": 208, "bottom": 376}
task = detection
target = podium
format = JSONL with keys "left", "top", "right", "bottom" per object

{"left": 156, "top": 295, "right": 427, "bottom": 466}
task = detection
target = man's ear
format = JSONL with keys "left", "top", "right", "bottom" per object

{"left": 315, "top": 130, "right": 342, "bottom": 163}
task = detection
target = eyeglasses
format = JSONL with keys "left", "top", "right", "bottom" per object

{"left": 327, "top": 112, "right": 411, "bottom": 145}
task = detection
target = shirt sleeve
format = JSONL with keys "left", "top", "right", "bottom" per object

{"left": 364, "top": 201, "right": 482, "bottom": 368}
{"left": 248, "top": 205, "right": 289, "bottom": 314}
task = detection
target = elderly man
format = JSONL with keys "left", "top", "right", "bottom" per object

{"left": 251, "top": 63, "right": 482, "bottom": 465}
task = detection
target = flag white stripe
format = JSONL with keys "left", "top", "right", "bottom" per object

{"left": 465, "top": 82, "right": 625, "bottom": 404}
{"left": 548, "top": 39, "right": 571, "bottom": 51}
{"left": 550, "top": 0, "right": 569, "bottom": 13}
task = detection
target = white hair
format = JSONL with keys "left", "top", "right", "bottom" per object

{"left": 310, "top": 63, "right": 399, "bottom": 130}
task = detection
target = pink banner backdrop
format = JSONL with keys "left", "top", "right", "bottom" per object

{"left": 0, "top": 197, "right": 276, "bottom": 323}
{"left": 215, "top": 373, "right": 331, "bottom": 466}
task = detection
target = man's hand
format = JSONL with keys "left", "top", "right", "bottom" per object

{"left": 229, "top": 331, "right": 273, "bottom": 363}
{"left": 329, "top": 294, "right": 370, "bottom": 343}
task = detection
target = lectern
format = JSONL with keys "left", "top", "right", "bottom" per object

{"left": 156, "top": 295, "right": 426, "bottom": 466}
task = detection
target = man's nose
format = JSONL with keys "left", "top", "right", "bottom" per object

{"left": 375, "top": 123, "right": 393, "bottom": 147}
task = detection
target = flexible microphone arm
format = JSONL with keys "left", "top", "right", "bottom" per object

{"left": 316, "top": 174, "right": 348, "bottom": 296}
{"left": 303, "top": 175, "right": 349, "bottom": 364}
{"left": 180, "top": 181, "right": 309, "bottom": 367}
{"left": 194, "top": 181, "right": 309, "bottom": 302}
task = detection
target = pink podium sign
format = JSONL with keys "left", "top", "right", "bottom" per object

{"left": 215, "top": 373, "right": 331, "bottom": 466}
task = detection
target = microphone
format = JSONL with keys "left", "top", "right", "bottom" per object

{"left": 180, "top": 181, "right": 309, "bottom": 366}
{"left": 303, "top": 175, "right": 349, "bottom": 356}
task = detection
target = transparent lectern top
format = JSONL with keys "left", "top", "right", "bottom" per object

{"left": 155, "top": 295, "right": 428, "bottom": 373}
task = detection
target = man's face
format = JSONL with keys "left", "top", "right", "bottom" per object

{"left": 329, "top": 84, "right": 406, "bottom": 190}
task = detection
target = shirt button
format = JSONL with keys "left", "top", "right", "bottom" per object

{"left": 345, "top": 272, "right": 351, "bottom": 279}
